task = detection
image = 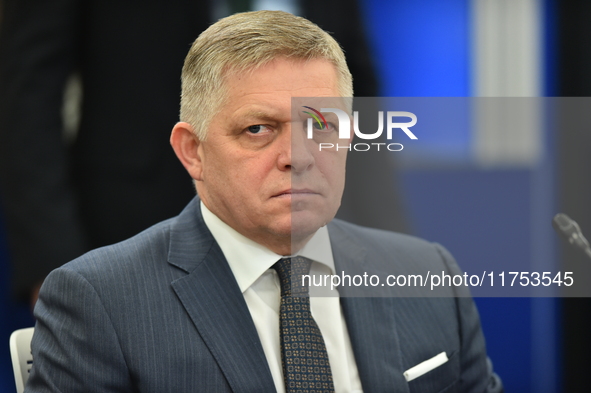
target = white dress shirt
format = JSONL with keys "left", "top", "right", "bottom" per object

{"left": 201, "top": 202, "right": 363, "bottom": 393}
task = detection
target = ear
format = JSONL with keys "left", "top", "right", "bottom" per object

{"left": 170, "top": 122, "right": 204, "bottom": 181}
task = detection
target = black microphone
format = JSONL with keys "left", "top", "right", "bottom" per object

{"left": 552, "top": 213, "right": 591, "bottom": 260}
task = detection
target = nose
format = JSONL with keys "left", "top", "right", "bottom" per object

{"left": 277, "top": 122, "right": 314, "bottom": 172}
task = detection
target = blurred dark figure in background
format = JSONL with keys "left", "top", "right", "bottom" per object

{"left": 0, "top": 0, "right": 212, "bottom": 306}
{"left": 0, "top": 0, "right": 406, "bottom": 307}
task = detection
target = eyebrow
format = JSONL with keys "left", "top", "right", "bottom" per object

{"left": 237, "top": 109, "right": 291, "bottom": 124}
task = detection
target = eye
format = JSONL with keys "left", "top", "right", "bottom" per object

{"left": 311, "top": 121, "right": 337, "bottom": 132}
{"left": 246, "top": 125, "right": 270, "bottom": 134}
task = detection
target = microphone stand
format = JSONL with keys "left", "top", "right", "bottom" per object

{"left": 553, "top": 213, "right": 591, "bottom": 261}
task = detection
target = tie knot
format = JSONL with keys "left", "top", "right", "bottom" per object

{"left": 273, "top": 256, "right": 312, "bottom": 296}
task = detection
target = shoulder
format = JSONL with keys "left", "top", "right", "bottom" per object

{"left": 55, "top": 197, "right": 205, "bottom": 278}
{"left": 34, "top": 218, "right": 175, "bottom": 325}
{"left": 327, "top": 218, "right": 462, "bottom": 294}
{"left": 37, "top": 213, "right": 192, "bottom": 329}
{"left": 75, "top": 217, "right": 173, "bottom": 264}
{"left": 328, "top": 218, "right": 448, "bottom": 259}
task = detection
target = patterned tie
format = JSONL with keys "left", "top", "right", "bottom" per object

{"left": 273, "top": 257, "right": 335, "bottom": 393}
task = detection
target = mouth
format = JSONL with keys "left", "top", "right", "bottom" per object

{"left": 272, "top": 189, "right": 320, "bottom": 198}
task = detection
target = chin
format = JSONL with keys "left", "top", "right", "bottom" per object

{"left": 290, "top": 210, "right": 332, "bottom": 237}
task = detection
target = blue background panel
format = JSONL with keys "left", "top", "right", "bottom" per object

{"left": 362, "top": 0, "right": 471, "bottom": 97}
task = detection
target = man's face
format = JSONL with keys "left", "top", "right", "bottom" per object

{"left": 193, "top": 58, "right": 347, "bottom": 254}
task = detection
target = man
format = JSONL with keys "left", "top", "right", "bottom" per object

{"left": 26, "top": 11, "right": 502, "bottom": 392}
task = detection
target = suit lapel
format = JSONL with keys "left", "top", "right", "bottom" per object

{"left": 329, "top": 221, "right": 410, "bottom": 393}
{"left": 168, "top": 198, "right": 276, "bottom": 392}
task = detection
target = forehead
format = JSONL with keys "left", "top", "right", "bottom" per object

{"left": 221, "top": 58, "right": 341, "bottom": 114}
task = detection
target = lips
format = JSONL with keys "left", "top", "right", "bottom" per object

{"left": 273, "top": 189, "right": 319, "bottom": 197}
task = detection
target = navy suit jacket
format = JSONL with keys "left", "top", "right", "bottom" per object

{"left": 26, "top": 197, "right": 502, "bottom": 392}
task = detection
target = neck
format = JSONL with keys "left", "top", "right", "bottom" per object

{"left": 262, "top": 233, "right": 314, "bottom": 256}
{"left": 199, "top": 199, "right": 316, "bottom": 256}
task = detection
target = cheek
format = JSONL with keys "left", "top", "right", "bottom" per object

{"left": 202, "top": 147, "right": 241, "bottom": 179}
{"left": 207, "top": 154, "right": 275, "bottom": 193}
{"left": 317, "top": 152, "right": 347, "bottom": 185}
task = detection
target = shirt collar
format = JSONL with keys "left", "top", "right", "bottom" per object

{"left": 200, "top": 201, "right": 335, "bottom": 293}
